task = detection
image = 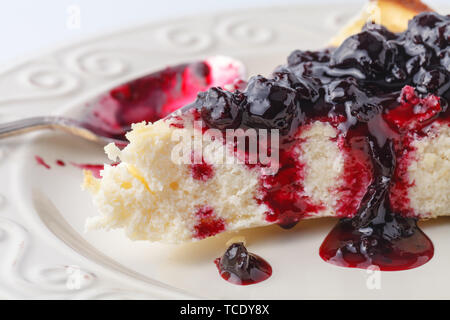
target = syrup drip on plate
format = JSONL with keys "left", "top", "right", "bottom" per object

{"left": 319, "top": 104, "right": 435, "bottom": 270}
{"left": 215, "top": 242, "right": 272, "bottom": 285}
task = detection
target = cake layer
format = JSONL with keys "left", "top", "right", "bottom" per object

{"left": 84, "top": 114, "right": 269, "bottom": 243}
{"left": 83, "top": 114, "right": 449, "bottom": 243}
{"left": 404, "top": 123, "right": 450, "bottom": 218}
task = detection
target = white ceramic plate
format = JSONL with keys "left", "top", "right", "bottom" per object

{"left": 2, "top": 3, "right": 450, "bottom": 299}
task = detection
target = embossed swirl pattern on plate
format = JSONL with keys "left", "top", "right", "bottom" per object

{"left": 216, "top": 17, "right": 274, "bottom": 45}
{"left": 0, "top": 218, "right": 96, "bottom": 297}
{"left": 155, "top": 24, "right": 214, "bottom": 53}
{"left": 68, "top": 48, "right": 130, "bottom": 78}
{"left": 0, "top": 65, "right": 80, "bottom": 105}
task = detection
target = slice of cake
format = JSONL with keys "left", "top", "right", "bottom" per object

{"left": 84, "top": 11, "right": 449, "bottom": 250}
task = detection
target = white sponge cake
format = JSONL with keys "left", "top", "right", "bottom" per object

{"left": 84, "top": 113, "right": 449, "bottom": 243}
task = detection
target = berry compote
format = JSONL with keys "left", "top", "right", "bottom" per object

{"left": 215, "top": 242, "right": 272, "bottom": 285}
{"left": 191, "top": 12, "right": 449, "bottom": 271}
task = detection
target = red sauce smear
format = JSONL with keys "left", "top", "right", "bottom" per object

{"left": 82, "top": 57, "right": 243, "bottom": 141}
{"left": 35, "top": 156, "right": 51, "bottom": 169}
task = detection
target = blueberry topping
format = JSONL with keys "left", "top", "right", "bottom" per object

{"left": 197, "top": 87, "right": 243, "bottom": 130}
{"left": 241, "top": 76, "right": 303, "bottom": 135}
{"left": 195, "top": 13, "right": 449, "bottom": 134}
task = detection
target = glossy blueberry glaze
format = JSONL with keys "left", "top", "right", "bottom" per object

{"left": 215, "top": 242, "right": 272, "bottom": 285}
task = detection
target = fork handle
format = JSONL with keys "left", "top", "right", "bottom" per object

{"left": 0, "top": 116, "right": 71, "bottom": 137}
{"left": 0, "top": 116, "right": 101, "bottom": 142}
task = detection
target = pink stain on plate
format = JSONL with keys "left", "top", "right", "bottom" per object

{"left": 35, "top": 155, "right": 51, "bottom": 169}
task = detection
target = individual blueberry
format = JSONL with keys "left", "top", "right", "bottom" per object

{"left": 407, "top": 12, "right": 448, "bottom": 51}
{"left": 242, "top": 75, "right": 302, "bottom": 136}
{"left": 273, "top": 71, "right": 319, "bottom": 101}
{"left": 197, "top": 87, "right": 243, "bottom": 129}
{"left": 330, "top": 30, "right": 397, "bottom": 79}
{"left": 325, "top": 78, "right": 381, "bottom": 122}
{"left": 325, "top": 77, "right": 366, "bottom": 104}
